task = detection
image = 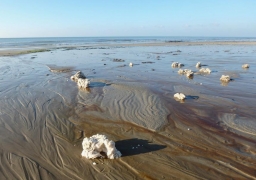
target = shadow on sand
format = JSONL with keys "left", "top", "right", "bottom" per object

{"left": 88, "top": 82, "right": 111, "bottom": 88}
{"left": 185, "top": 95, "right": 199, "bottom": 100}
{"left": 115, "top": 138, "right": 166, "bottom": 157}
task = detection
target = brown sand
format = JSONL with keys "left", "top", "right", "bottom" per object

{"left": 0, "top": 42, "right": 256, "bottom": 179}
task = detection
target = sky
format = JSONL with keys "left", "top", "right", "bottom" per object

{"left": 0, "top": 0, "right": 256, "bottom": 38}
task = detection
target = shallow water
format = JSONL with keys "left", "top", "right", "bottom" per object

{"left": 0, "top": 43, "right": 256, "bottom": 179}
{"left": 1, "top": 36, "right": 256, "bottom": 50}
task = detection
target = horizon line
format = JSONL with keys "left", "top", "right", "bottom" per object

{"left": 1, "top": 35, "right": 256, "bottom": 39}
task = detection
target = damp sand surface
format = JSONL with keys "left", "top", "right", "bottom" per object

{"left": 0, "top": 42, "right": 256, "bottom": 179}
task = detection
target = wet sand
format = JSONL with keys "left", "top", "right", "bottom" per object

{"left": 0, "top": 42, "right": 256, "bottom": 179}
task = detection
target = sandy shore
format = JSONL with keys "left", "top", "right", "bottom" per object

{"left": 0, "top": 42, "right": 256, "bottom": 179}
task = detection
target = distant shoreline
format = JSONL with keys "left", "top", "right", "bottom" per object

{"left": 1, "top": 40, "right": 256, "bottom": 57}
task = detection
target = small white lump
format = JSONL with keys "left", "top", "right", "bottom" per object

{"left": 242, "top": 64, "right": 249, "bottom": 68}
{"left": 172, "top": 62, "right": 184, "bottom": 68}
{"left": 199, "top": 68, "right": 211, "bottom": 74}
{"left": 81, "top": 134, "right": 122, "bottom": 159}
{"left": 174, "top": 93, "right": 186, "bottom": 100}
{"left": 178, "top": 69, "right": 192, "bottom": 74}
{"left": 196, "top": 62, "right": 201, "bottom": 68}
{"left": 129, "top": 62, "right": 133, "bottom": 67}
{"left": 178, "top": 69, "right": 193, "bottom": 78}
{"left": 186, "top": 71, "right": 194, "bottom": 78}
{"left": 220, "top": 75, "right": 231, "bottom": 82}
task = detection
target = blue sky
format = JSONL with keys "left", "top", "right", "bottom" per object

{"left": 0, "top": 0, "right": 255, "bottom": 37}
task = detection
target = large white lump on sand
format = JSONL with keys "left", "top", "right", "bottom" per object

{"left": 172, "top": 62, "right": 184, "bottom": 68}
{"left": 81, "top": 134, "right": 121, "bottom": 159}
{"left": 220, "top": 75, "right": 231, "bottom": 82}
{"left": 242, "top": 64, "right": 249, "bottom": 68}
{"left": 71, "top": 71, "right": 86, "bottom": 82}
{"left": 174, "top": 93, "right": 186, "bottom": 100}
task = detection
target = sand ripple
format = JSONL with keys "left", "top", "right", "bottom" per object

{"left": 77, "top": 83, "right": 170, "bottom": 131}
{"left": 219, "top": 113, "right": 256, "bottom": 136}
{"left": 102, "top": 84, "right": 170, "bottom": 131}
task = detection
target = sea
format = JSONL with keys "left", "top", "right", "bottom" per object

{"left": 0, "top": 36, "right": 256, "bottom": 50}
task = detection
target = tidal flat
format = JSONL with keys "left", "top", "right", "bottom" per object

{"left": 0, "top": 42, "right": 256, "bottom": 179}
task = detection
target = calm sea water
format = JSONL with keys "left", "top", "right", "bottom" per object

{"left": 0, "top": 36, "right": 256, "bottom": 49}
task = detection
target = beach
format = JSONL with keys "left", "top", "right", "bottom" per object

{"left": 0, "top": 38, "right": 256, "bottom": 179}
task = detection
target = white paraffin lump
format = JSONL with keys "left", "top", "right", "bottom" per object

{"left": 242, "top": 64, "right": 249, "bottom": 68}
{"left": 178, "top": 69, "right": 192, "bottom": 74}
{"left": 196, "top": 62, "right": 201, "bottom": 68}
{"left": 199, "top": 68, "right": 211, "bottom": 74}
{"left": 71, "top": 71, "right": 86, "bottom": 82}
{"left": 186, "top": 71, "right": 194, "bottom": 78}
{"left": 78, "top": 78, "right": 90, "bottom": 88}
{"left": 220, "top": 75, "right": 231, "bottom": 82}
{"left": 81, "top": 134, "right": 122, "bottom": 159}
{"left": 178, "top": 69, "right": 194, "bottom": 78}
{"left": 174, "top": 93, "right": 186, "bottom": 100}
{"left": 71, "top": 71, "right": 90, "bottom": 89}
{"left": 129, "top": 62, "right": 133, "bottom": 67}
{"left": 172, "top": 62, "right": 184, "bottom": 68}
